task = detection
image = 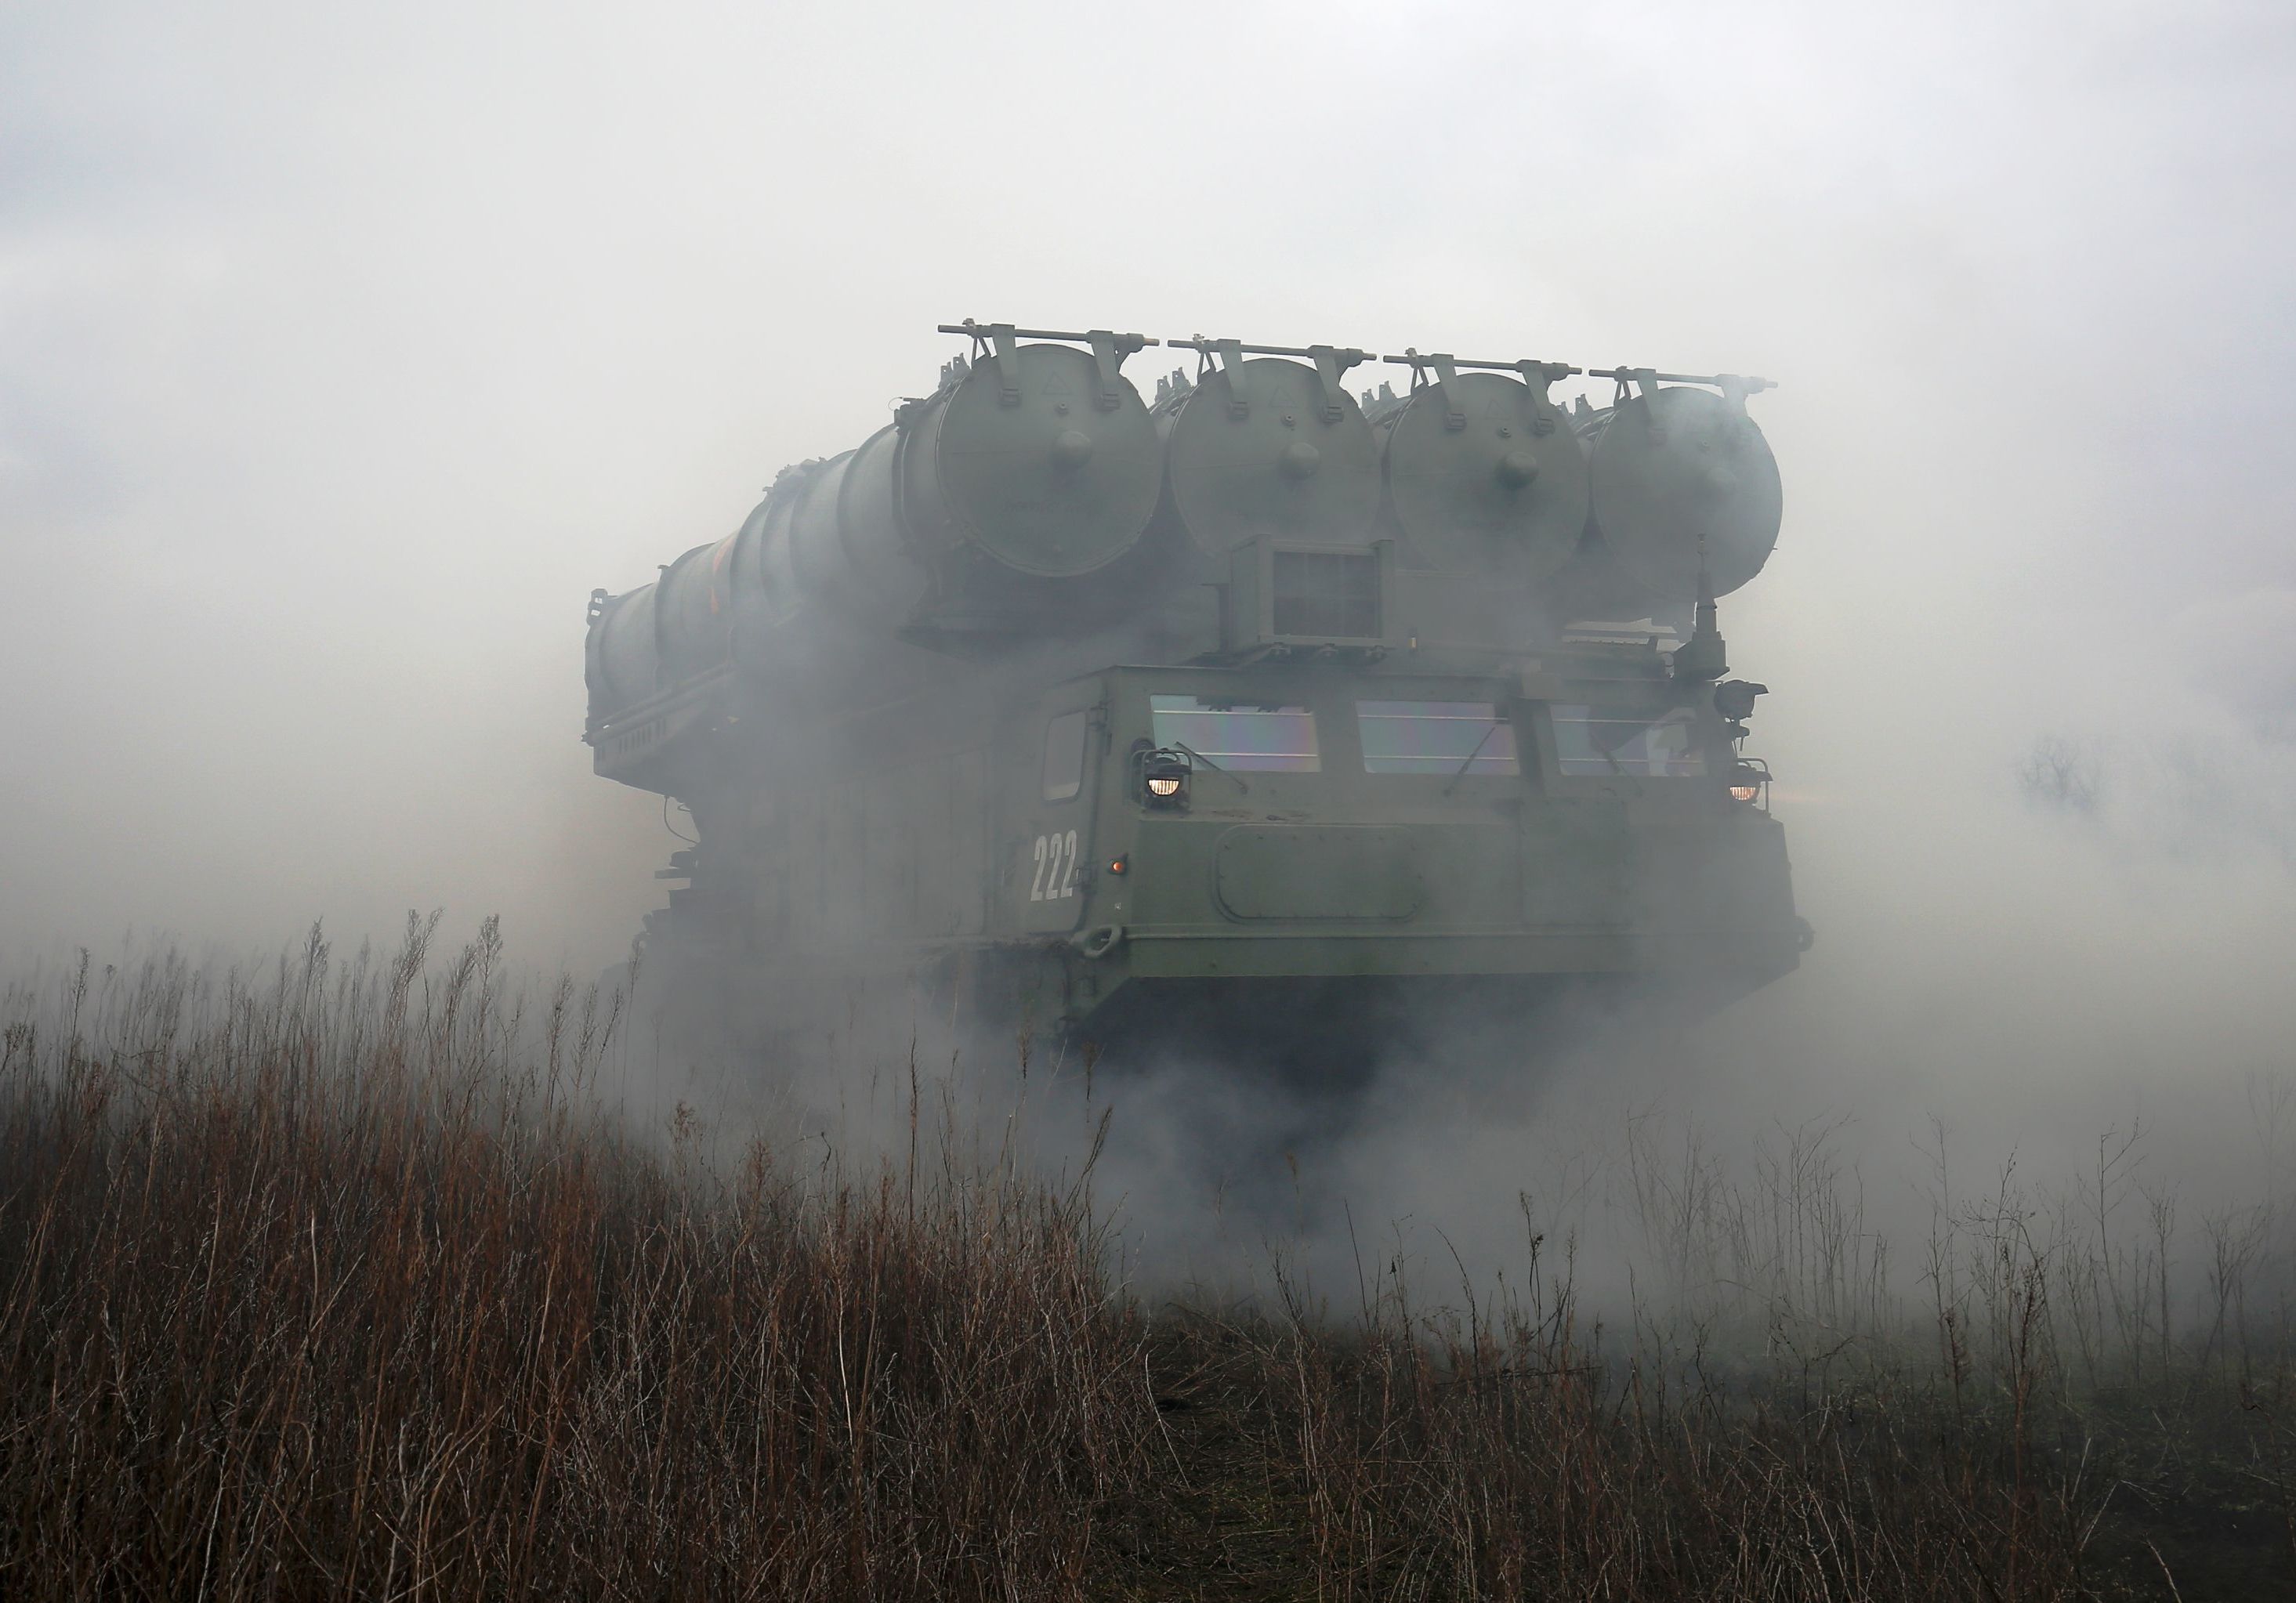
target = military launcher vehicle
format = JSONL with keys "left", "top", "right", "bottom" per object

{"left": 585, "top": 322, "right": 1808, "bottom": 1076}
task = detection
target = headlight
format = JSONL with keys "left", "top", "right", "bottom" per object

{"left": 1729, "top": 784, "right": 1760, "bottom": 803}
{"left": 1139, "top": 746, "right": 1192, "bottom": 805}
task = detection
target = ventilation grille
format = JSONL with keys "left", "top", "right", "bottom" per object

{"left": 1271, "top": 549, "right": 1378, "bottom": 639}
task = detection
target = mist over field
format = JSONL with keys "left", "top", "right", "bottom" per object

{"left": 5, "top": 0, "right": 2296, "bottom": 1273}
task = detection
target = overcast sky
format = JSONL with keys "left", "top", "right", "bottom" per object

{"left": 4, "top": 0, "right": 2293, "bottom": 1134}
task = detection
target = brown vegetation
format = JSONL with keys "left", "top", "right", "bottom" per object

{"left": 0, "top": 921, "right": 1144, "bottom": 1598}
{"left": 1, "top": 923, "right": 2290, "bottom": 1599}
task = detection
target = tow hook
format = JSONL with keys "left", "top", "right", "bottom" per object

{"left": 1074, "top": 925, "right": 1125, "bottom": 960}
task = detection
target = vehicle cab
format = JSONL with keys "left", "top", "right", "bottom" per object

{"left": 995, "top": 649, "right": 1806, "bottom": 1048}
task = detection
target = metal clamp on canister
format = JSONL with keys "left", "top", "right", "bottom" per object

{"left": 1382, "top": 350, "right": 1583, "bottom": 435}
{"left": 1167, "top": 336, "right": 1372, "bottom": 423}
{"left": 1585, "top": 367, "right": 1774, "bottom": 442}
{"left": 939, "top": 320, "right": 1157, "bottom": 408}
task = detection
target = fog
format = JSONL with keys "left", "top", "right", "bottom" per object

{"left": 5, "top": 2, "right": 2296, "bottom": 1288}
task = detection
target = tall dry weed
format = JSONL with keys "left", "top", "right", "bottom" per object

{"left": 2, "top": 924, "right": 2291, "bottom": 1598}
{"left": 0, "top": 921, "right": 1149, "bottom": 1600}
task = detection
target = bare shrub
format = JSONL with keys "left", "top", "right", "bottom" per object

{"left": 2019, "top": 733, "right": 2103, "bottom": 815}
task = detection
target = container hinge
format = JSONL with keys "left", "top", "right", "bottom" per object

{"left": 1595, "top": 367, "right": 1668, "bottom": 443}
{"left": 1430, "top": 353, "right": 1465, "bottom": 431}
{"left": 1512, "top": 359, "right": 1574, "bottom": 436}
{"left": 943, "top": 319, "right": 1025, "bottom": 406}
{"left": 1216, "top": 338, "right": 1250, "bottom": 420}
{"left": 1630, "top": 367, "right": 1664, "bottom": 441}
{"left": 1307, "top": 344, "right": 1370, "bottom": 425}
{"left": 1085, "top": 329, "right": 1131, "bottom": 412}
{"left": 1715, "top": 373, "right": 1773, "bottom": 415}
{"left": 1389, "top": 349, "right": 1469, "bottom": 431}
{"left": 987, "top": 324, "right": 1023, "bottom": 406}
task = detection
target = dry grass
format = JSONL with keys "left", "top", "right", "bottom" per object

{"left": 1124, "top": 1251, "right": 2135, "bottom": 1599}
{"left": 0, "top": 920, "right": 1146, "bottom": 1599}
{"left": 1094, "top": 1113, "right": 2296, "bottom": 1600}
{"left": 1, "top": 921, "right": 2291, "bottom": 1599}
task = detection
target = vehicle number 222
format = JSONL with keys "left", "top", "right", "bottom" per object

{"left": 1028, "top": 831, "right": 1079, "bottom": 902}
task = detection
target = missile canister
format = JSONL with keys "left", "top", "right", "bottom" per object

{"left": 885, "top": 336, "right": 1164, "bottom": 581}
{"left": 1374, "top": 358, "right": 1589, "bottom": 577}
{"left": 1153, "top": 345, "right": 1382, "bottom": 554}
{"left": 755, "top": 335, "right": 1165, "bottom": 625}
{"left": 1581, "top": 381, "right": 1782, "bottom": 601}
{"left": 588, "top": 581, "right": 661, "bottom": 712}
{"left": 586, "top": 332, "right": 1163, "bottom": 717}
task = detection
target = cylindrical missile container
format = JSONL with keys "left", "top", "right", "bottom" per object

{"left": 1374, "top": 362, "right": 1589, "bottom": 578}
{"left": 1580, "top": 383, "right": 1782, "bottom": 603}
{"left": 587, "top": 581, "right": 661, "bottom": 711}
{"left": 1153, "top": 347, "right": 1382, "bottom": 555}
{"left": 891, "top": 339, "right": 1164, "bottom": 580}
{"left": 585, "top": 335, "right": 1164, "bottom": 723}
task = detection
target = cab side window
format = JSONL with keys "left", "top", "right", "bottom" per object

{"left": 1041, "top": 710, "right": 1089, "bottom": 802}
{"left": 1358, "top": 700, "right": 1519, "bottom": 776}
{"left": 1551, "top": 705, "right": 1705, "bottom": 777}
{"left": 1149, "top": 695, "right": 1321, "bottom": 772}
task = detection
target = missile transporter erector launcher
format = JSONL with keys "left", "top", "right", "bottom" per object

{"left": 585, "top": 322, "right": 1807, "bottom": 1076}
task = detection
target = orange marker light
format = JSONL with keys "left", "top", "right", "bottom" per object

{"left": 1108, "top": 855, "right": 1128, "bottom": 875}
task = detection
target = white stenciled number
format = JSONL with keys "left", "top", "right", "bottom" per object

{"left": 1026, "top": 831, "right": 1083, "bottom": 903}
